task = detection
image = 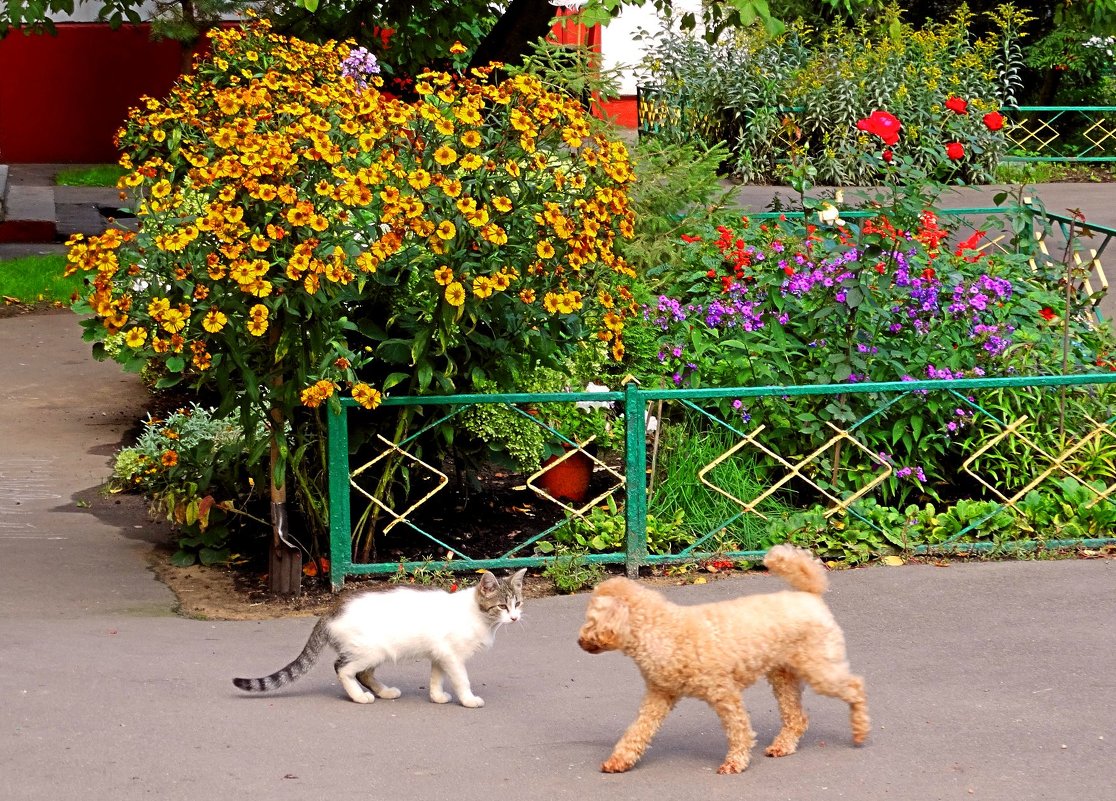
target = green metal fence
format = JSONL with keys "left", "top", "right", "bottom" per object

{"left": 327, "top": 373, "right": 1116, "bottom": 591}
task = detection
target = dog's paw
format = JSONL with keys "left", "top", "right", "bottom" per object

{"left": 764, "top": 742, "right": 797, "bottom": 758}
{"left": 601, "top": 757, "right": 633, "bottom": 773}
{"left": 716, "top": 758, "right": 748, "bottom": 775}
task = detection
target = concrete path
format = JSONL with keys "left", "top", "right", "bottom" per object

{"left": 1, "top": 310, "right": 1114, "bottom": 801}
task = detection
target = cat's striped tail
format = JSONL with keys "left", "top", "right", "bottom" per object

{"left": 233, "top": 618, "right": 330, "bottom": 693}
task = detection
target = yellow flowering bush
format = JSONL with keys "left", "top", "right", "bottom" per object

{"left": 65, "top": 18, "right": 639, "bottom": 559}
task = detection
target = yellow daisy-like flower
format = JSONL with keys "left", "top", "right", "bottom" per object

{"left": 246, "top": 303, "right": 269, "bottom": 336}
{"left": 460, "top": 130, "right": 482, "bottom": 148}
{"left": 161, "top": 308, "right": 187, "bottom": 334}
{"left": 492, "top": 196, "right": 513, "bottom": 213}
{"left": 543, "top": 292, "right": 561, "bottom": 313}
{"left": 472, "top": 276, "right": 494, "bottom": 299}
{"left": 150, "top": 179, "right": 172, "bottom": 199}
{"left": 441, "top": 178, "right": 463, "bottom": 198}
{"left": 435, "top": 117, "right": 455, "bottom": 136}
{"left": 434, "top": 265, "right": 454, "bottom": 286}
{"left": 434, "top": 145, "right": 458, "bottom": 166}
{"left": 352, "top": 383, "right": 383, "bottom": 410}
{"left": 536, "top": 240, "right": 556, "bottom": 259}
{"left": 435, "top": 220, "right": 457, "bottom": 240}
{"left": 444, "top": 281, "right": 466, "bottom": 307}
{"left": 449, "top": 41, "right": 467, "bottom": 55}
{"left": 124, "top": 327, "right": 147, "bottom": 348}
{"left": 481, "top": 224, "right": 508, "bottom": 245}
{"left": 407, "top": 169, "right": 432, "bottom": 191}
{"left": 519, "top": 288, "right": 536, "bottom": 304}
{"left": 459, "top": 153, "right": 484, "bottom": 171}
{"left": 202, "top": 308, "right": 228, "bottom": 333}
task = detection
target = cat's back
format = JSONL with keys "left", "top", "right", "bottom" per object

{"left": 329, "top": 584, "right": 478, "bottom": 643}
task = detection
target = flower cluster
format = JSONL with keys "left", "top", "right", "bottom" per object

{"left": 66, "top": 18, "right": 639, "bottom": 428}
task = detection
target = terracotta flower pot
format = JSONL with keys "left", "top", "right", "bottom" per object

{"left": 538, "top": 449, "right": 593, "bottom": 503}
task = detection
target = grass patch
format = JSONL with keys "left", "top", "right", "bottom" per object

{"left": 54, "top": 164, "right": 126, "bottom": 187}
{"left": 649, "top": 419, "right": 790, "bottom": 552}
{"left": 0, "top": 253, "right": 82, "bottom": 305}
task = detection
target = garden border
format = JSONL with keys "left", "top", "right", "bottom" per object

{"left": 635, "top": 88, "right": 1116, "bottom": 164}
{"left": 327, "top": 373, "right": 1116, "bottom": 590}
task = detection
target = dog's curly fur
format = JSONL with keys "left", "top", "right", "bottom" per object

{"left": 577, "top": 545, "right": 869, "bottom": 775}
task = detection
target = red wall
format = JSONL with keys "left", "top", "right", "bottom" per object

{"left": 0, "top": 24, "right": 186, "bottom": 163}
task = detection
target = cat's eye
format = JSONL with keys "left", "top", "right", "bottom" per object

{"left": 496, "top": 603, "right": 508, "bottom": 611}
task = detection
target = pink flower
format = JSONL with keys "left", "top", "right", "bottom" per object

{"left": 945, "top": 141, "right": 965, "bottom": 160}
{"left": 856, "top": 110, "right": 901, "bottom": 147}
{"left": 982, "top": 111, "right": 1005, "bottom": 131}
{"left": 945, "top": 96, "right": 969, "bottom": 115}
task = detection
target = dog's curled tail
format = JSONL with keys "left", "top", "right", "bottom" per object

{"left": 764, "top": 544, "right": 828, "bottom": 594}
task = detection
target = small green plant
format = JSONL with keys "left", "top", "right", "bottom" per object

{"left": 388, "top": 558, "right": 459, "bottom": 590}
{"left": 541, "top": 549, "right": 606, "bottom": 594}
{"left": 112, "top": 404, "right": 265, "bottom": 566}
{"left": 536, "top": 495, "right": 687, "bottom": 556}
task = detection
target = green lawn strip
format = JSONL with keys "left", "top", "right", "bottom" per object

{"left": 0, "top": 253, "right": 82, "bottom": 304}
{"left": 54, "top": 164, "right": 126, "bottom": 187}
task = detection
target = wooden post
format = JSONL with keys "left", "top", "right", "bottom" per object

{"left": 268, "top": 404, "right": 301, "bottom": 596}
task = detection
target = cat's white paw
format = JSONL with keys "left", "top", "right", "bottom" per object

{"left": 348, "top": 691, "right": 376, "bottom": 704}
{"left": 460, "top": 695, "right": 485, "bottom": 708}
{"left": 376, "top": 686, "right": 401, "bottom": 700}
{"left": 430, "top": 690, "right": 452, "bottom": 704}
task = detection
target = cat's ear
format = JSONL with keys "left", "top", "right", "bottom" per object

{"left": 509, "top": 568, "right": 527, "bottom": 590}
{"left": 478, "top": 570, "right": 500, "bottom": 597}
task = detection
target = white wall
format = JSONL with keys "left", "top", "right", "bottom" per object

{"left": 600, "top": 0, "right": 702, "bottom": 96}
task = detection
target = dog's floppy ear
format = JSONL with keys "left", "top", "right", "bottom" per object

{"left": 589, "top": 594, "right": 630, "bottom": 649}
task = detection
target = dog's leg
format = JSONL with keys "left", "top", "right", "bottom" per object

{"left": 601, "top": 688, "right": 677, "bottom": 773}
{"left": 708, "top": 692, "right": 756, "bottom": 774}
{"left": 799, "top": 664, "right": 870, "bottom": 746}
{"left": 765, "top": 667, "right": 808, "bottom": 757}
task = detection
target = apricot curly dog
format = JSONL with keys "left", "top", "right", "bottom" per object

{"left": 578, "top": 545, "right": 869, "bottom": 775}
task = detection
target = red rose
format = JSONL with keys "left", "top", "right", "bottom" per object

{"left": 983, "top": 111, "right": 1005, "bottom": 132}
{"left": 856, "top": 110, "right": 901, "bottom": 147}
{"left": 1040, "top": 307, "right": 1056, "bottom": 321}
{"left": 882, "top": 149, "right": 893, "bottom": 163}
{"left": 945, "top": 96, "right": 969, "bottom": 115}
{"left": 945, "top": 142, "right": 965, "bottom": 160}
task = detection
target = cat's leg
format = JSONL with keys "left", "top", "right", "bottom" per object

{"left": 335, "top": 657, "right": 377, "bottom": 704}
{"left": 428, "top": 661, "right": 453, "bottom": 705}
{"left": 438, "top": 656, "right": 484, "bottom": 708}
{"left": 357, "top": 667, "right": 401, "bottom": 700}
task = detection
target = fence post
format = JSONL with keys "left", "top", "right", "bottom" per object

{"left": 327, "top": 403, "right": 352, "bottom": 592}
{"left": 622, "top": 380, "right": 648, "bottom": 578}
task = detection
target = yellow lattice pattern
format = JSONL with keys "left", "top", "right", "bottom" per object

{"left": 960, "top": 414, "right": 1116, "bottom": 510}
{"left": 698, "top": 422, "right": 892, "bottom": 521}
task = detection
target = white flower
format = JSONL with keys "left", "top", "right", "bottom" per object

{"left": 575, "top": 381, "right": 613, "bottom": 410}
{"left": 818, "top": 202, "right": 844, "bottom": 227}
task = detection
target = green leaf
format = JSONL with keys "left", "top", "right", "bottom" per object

{"left": 199, "top": 547, "right": 231, "bottom": 566}
{"left": 170, "top": 550, "right": 197, "bottom": 567}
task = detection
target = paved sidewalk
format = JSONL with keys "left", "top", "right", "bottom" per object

{"left": 1, "top": 310, "right": 1114, "bottom": 801}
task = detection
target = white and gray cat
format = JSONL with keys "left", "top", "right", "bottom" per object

{"left": 233, "top": 568, "right": 526, "bottom": 708}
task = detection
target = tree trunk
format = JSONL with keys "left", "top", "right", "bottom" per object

{"left": 469, "top": 0, "right": 557, "bottom": 69}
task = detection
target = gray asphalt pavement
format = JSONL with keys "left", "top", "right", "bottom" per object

{"left": 2, "top": 176, "right": 1116, "bottom": 800}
